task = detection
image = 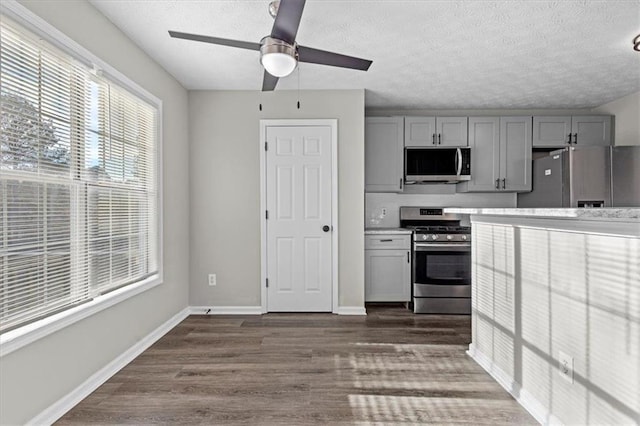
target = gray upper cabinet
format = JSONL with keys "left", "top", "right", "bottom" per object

{"left": 365, "top": 117, "right": 404, "bottom": 193}
{"left": 437, "top": 117, "right": 468, "bottom": 147}
{"left": 532, "top": 116, "right": 571, "bottom": 147}
{"left": 458, "top": 117, "right": 500, "bottom": 192}
{"left": 533, "top": 115, "right": 611, "bottom": 147}
{"left": 458, "top": 116, "right": 531, "bottom": 193}
{"left": 404, "top": 116, "right": 436, "bottom": 146}
{"left": 500, "top": 116, "right": 532, "bottom": 192}
{"left": 571, "top": 116, "right": 612, "bottom": 146}
{"left": 404, "top": 116, "right": 468, "bottom": 147}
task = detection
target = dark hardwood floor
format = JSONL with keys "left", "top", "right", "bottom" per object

{"left": 57, "top": 304, "right": 536, "bottom": 425}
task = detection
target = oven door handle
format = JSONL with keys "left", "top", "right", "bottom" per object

{"left": 414, "top": 242, "right": 471, "bottom": 252}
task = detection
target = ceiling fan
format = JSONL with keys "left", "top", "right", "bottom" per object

{"left": 168, "top": 0, "right": 373, "bottom": 91}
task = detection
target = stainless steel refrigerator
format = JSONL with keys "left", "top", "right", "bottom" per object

{"left": 611, "top": 146, "right": 640, "bottom": 207}
{"left": 518, "top": 145, "right": 640, "bottom": 208}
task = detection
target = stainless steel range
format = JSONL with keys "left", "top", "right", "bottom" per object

{"left": 400, "top": 207, "right": 471, "bottom": 314}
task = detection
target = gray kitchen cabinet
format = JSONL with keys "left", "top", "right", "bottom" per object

{"left": 571, "top": 115, "right": 612, "bottom": 146}
{"left": 533, "top": 115, "right": 611, "bottom": 147}
{"left": 404, "top": 116, "right": 436, "bottom": 146}
{"left": 458, "top": 117, "right": 500, "bottom": 192}
{"left": 500, "top": 116, "right": 532, "bottom": 192}
{"left": 404, "top": 116, "right": 468, "bottom": 147}
{"left": 365, "top": 117, "right": 404, "bottom": 192}
{"left": 365, "top": 234, "right": 411, "bottom": 302}
{"left": 458, "top": 116, "right": 531, "bottom": 192}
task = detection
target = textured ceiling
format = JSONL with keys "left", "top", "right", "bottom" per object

{"left": 89, "top": 0, "right": 640, "bottom": 109}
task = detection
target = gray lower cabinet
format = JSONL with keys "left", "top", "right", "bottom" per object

{"left": 533, "top": 115, "right": 611, "bottom": 147}
{"left": 365, "top": 117, "right": 404, "bottom": 192}
{"left": 365, "top": 234, "right": 411, "bottom": 302}
{"left": 458, "top": 116, "right": 532, "bottom": 192}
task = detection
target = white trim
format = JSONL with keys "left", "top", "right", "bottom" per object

{"left": 26, "top": 307, "right": 190, "bottom": 426}
{"left": 260, "top": 123, "right": 268, "bottom": 313}
{"left": 189, "top": 306, "right": 263, "bottom": 315}
{"left": 336, "top": 306, "right": 367, "bottom": 316}
{"left": 0, "top": 275, "right": 161, "bottom": 357}
{"left": 259, "top": 119, "right": 339, "bottom": 314}
{"left": 467, "top": 343, "right": 561, "bottom": 426}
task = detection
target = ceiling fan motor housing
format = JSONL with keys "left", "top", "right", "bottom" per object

{"left": 260, "top": 36, "right": 298, "bottom": 77}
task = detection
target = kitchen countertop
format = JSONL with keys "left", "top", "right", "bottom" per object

{"left": 365, "top": 228, "right": 413, "bottom": 235}
{"left": 444, "top": 208, "right": 640, "bottom": 221}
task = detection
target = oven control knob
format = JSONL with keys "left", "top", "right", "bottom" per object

{"left": 422, "top": 234, "right": 428, "bottom": 241}
{"left": 461, "top": 235, "right": 468, "bottom": 241}
{"left": 447, "top": 235, "right": 453, "bottom": 240}
{"left": 431, "top": 234, "right": 438, "bottom": 240}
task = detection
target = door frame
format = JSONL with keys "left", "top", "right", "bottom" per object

{"left": 259, "top": 119, "right": 339, "bottom": 314}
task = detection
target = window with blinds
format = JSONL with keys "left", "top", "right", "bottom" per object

{"left": 0, "top": 15, "right": 159, "bottom": 333}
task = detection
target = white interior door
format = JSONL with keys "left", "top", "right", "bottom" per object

{"left": 265, "top": 125, "right": 333, "bottom": 311}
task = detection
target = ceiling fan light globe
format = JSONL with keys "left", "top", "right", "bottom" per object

{"left": 261, "top": 52, "right": 297, "bottom": 77}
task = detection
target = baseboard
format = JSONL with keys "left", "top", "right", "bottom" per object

{"left": 189, "top": 306, "right": 263, "bottom": 315}
{"left": 467, "top": 344, "right": 561, "bottom": 426}
{"left": 190, "top": 306, "right": 366, "bottom": 315}
{"left": 27, "top": 307, "right": 191, "bottom": 426}
{"left": 335, "top": 306, "right": 367, "bottom": 315}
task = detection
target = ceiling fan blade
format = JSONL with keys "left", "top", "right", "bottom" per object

{"left": 168, "top": 30, "right": 260, "bottom": 51}
{"left": 298, "top": 45, "right": 372, "bottom": 71}
{"left": 262, "top": 70, "right": 279, "bottom": 91}
{"left": 271, "top": 0, "right": 306, "bottom": 45}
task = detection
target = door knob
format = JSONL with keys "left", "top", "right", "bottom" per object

{"left": 322, "top": 225, "right": 331, "bottom": 232}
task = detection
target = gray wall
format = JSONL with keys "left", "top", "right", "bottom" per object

{"left": 189, "top": 90, "right": 365, "bottom": 308}
{"left": 592, "top": 90, "right": 640, "bottom": 146}
{"left": 0, "top": 1, "right": 190, "bottom": 424}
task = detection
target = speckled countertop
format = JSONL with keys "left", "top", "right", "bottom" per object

{"left": 444, "top": 208, "right": 640, "bottom": 221}
{"left": 365, "top": 228, "right": 413, "bottom": 235}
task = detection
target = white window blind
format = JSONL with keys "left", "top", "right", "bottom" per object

{"left": 0, "top": 15, "right": 159, "bottom": 333}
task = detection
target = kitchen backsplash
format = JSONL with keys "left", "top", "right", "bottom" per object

{"left": 366, "top": 192, "right": 516, "bottom": 228}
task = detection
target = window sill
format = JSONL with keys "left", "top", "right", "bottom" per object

{"left": 0, "top": 275, "right": 162, "bottom": 357}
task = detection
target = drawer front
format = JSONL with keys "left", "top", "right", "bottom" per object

{"left": 365, "top": 234, "right": 411, "bottom": 250}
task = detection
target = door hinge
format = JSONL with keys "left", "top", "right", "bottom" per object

{"left": 265, "top": 141, "right": 268, "bottom": 151}
{"left": 265, "top": 210, "right": 269, "bottom": 220}
{"left": 266, "top": 278, "right": 269, "bottom": 288}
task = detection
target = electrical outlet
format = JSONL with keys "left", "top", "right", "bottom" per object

{"left": 381, "top": 208, "right": 387, "bottom": 217}
{"left": 208, "top": 273, "right": 216, "bottom": 286}
{"left": 559, "top": 350, "right": 573, "bottom": 383}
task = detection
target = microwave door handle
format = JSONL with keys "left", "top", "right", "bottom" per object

{"left": 456, "top": 148, "right": 462, "bottom": 176}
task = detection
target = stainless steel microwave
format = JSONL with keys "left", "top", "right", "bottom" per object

{"left": 405, "top": 147, "right": 471, "bottom": 183}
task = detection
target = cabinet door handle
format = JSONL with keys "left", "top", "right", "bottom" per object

{"left": 495, "top": 178, "right": 500, "bottom": 189}
{"left": 399, "top": 178, "right": 403, "bottom": 190}
{"left": 438, "top": 133, "right": 442, "bottom": 145}
{"left": 432, "top": 133, "right": 436, "bottom": 145}
{"left": 380, "top": 239, "right": 393, "bottom": 242}
{"left": 567, "top": 133, "right": 572, "bottom": 144}
{"left": 502, "top": 178, "right": 506, "bottom": 189}
{"left": 407, "top": 251, "right": 410, "bottom": 263}
{"left": 573, "top": 133, "right": 578, "bottom": 144}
